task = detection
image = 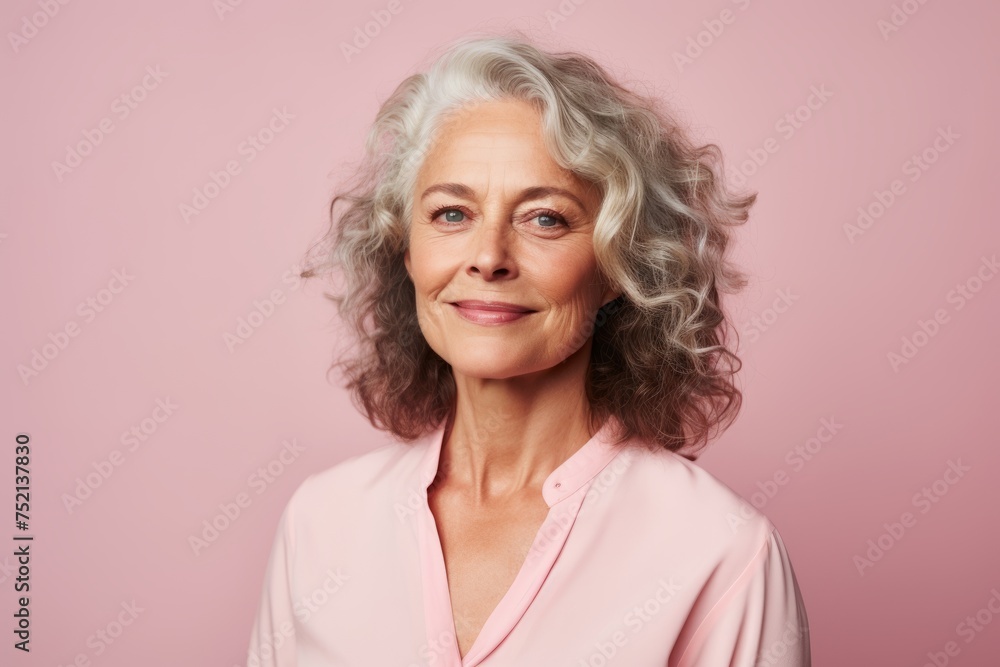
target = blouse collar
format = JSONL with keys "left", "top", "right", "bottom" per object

{"left": 418, "top": 416, "right": 627, "bottom": 508}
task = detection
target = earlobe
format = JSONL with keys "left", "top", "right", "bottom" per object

{"left": 601, "top": 287, "right": 622, "bottom": 309}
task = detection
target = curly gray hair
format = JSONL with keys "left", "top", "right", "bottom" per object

{"left": 302, "top": 30, "right": 754, "bottom": 459}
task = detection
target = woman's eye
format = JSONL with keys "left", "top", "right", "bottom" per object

{"left": 431, "top": 207, "right": 567, "bottom": 229}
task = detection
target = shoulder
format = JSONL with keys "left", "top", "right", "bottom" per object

{"left": 609, "top": 442, "right": 777, "bottom": 559}
{"left": 635, "top": 450, "right": 811, "bottom": 665}
{"left": 282, "top": 434, "right": 427, "bottom": 525}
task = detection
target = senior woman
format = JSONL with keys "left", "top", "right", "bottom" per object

{"left": 247, "top": 32, "right": 810, "bottom": 667}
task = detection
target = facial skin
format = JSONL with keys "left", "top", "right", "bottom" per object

{"left": 404, "top": 98, "right": 619, "bottom": 381}
{"left": 403, "top": 97, "right": 621, "bottom": 507}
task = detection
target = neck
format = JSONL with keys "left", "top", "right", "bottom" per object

{"left": 437, "top": 342, "right": 599, "bottom": 506}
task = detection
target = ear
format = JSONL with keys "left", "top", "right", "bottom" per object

{"left": 600, "top": 281, "right": 622, "bottom": 309}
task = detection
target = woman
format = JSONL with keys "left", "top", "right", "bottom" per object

{"left": 247, "top": 32, "right": 810, "bottom": 667}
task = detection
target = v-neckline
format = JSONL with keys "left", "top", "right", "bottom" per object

{"left": 429, "top": 491, "right": 557, "bottom": 662}
{"left": 413, "top": 419, "right": 625, "bottom": 666}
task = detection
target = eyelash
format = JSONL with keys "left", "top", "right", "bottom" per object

{"left": 428, "top": 205, "right": 571, "bottom": 229}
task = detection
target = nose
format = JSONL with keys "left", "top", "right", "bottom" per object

{"left": 466, "top": 210, "right": 515, "bottom": 281}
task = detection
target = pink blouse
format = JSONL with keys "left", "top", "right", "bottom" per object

{"left": 246, "top": 418, "right": 811, "bottom": 666}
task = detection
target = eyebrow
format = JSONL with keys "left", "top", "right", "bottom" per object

{"left": 419, "top": 183, "right": 590, "bottom": 211}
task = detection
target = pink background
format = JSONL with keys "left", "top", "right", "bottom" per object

{"left": 3, "top": 0, "right": 999, "bottom": 665}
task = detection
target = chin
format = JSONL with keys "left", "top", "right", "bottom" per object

{"left": 445, "top": 343, "right": 560, "bottom": 380}
{"left": 444, "top": 345, "right": 550, "bottom": 381}
{"left": 448, "top": 357, "right": 527, "bottom": 380}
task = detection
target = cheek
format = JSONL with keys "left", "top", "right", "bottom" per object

{"left": 406, "top": 222, "right": 427, "bottom": 274}
{"left": 406, "top": 238, "right": 447, "bottom": 293}
{"left": 536, "top": 247, "right": 603, "bottom": 309}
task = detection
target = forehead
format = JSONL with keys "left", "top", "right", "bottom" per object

{"left": 416, "top": 99, "right": 593, "bottom": 195}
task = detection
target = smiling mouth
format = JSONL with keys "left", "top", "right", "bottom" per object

{"left": 449, "top": 300, "right": 534, "bottom": 313}
{"left": 448, "top": 301, "right": 536, "bottom": 325}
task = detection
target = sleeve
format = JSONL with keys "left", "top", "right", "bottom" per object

{"left": 246, "top": 482, "right": 306, "bottom": 667}
{"left": 671, "top": 526, "right": 811, "bottom": 667}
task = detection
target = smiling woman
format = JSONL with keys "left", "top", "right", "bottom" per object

{"left": 404, "top": 97, "right": 617, "bottom": 381}
{"left": 246, "top": 30, "right": 810, "bottom": 667}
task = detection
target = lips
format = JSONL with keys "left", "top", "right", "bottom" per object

{"left": 448, "top": 300, "right": 536, "bottom": 325}
{"left": 449, "top": 300, "right": 535, "bottom": 313}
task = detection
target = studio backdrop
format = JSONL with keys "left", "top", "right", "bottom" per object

{"left": 2, "top": 0, "right": 999, "bottom": 665}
